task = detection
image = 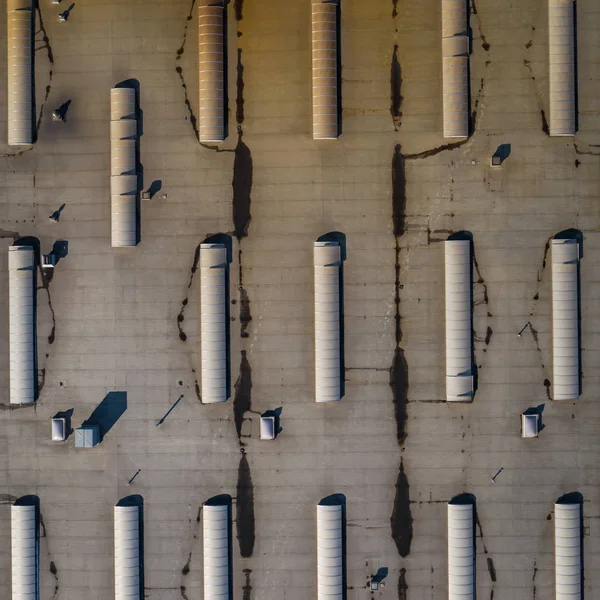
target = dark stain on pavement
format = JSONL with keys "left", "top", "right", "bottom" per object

{"left": 392, "top": 145, "right": 406, "bottom": 237}
{"left": 390, "top": 348, "right": 408, "bottom": 445}
{"left": 236, "top": 449, "right": 255, "bottom": 558}
{"left": 398, "top": 568, "right": 408, "bottom": 600}
{"left": 233, "top": 350, "right": 253, "bottom": 443}
{"left": 239, "top": 285, "right": 252, "bottom": 338}
{"left": 236, "top": 49, "right": 245, "bottom": 125}
{"left": 176, "top": 66, "right": 199, "bottom": 141}
{"left": 243, "top": 569, "right": 252, "bottom": 600}
{"left": 485, "top": 326, "right": 493, "bottom": 346}
{"left": 541, "top": 110, "right": 550, "bottom": 136}
{"left": 390, "top": 45, "right": 403, "bottom": 130}
{"left": 176, "top": 0, "right": 196, "bottom": 60}
{"left": 487, "top": 557, "right": 497, "bottom": 582}
{"left": 233, "top": 128, "right": 252, "bottom": 241}
{"left": 234, "top": 0, "right": 244, "bottom": 21}
{"left": 391, "top": 458, "right": 413, "bottom": 557}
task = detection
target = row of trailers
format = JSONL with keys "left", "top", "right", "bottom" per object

{"left": 7, "top": 0, "right": 578, "bottom": 145}
{"left": 8, "top": 494, "right": 583, "bottom": 600}
{"left": 7, "top": 235, "right": 580, "bottom": 404}
{"left": 5, "top": 240, "right": 344, "bottom": 405}
{"left": 445, "top": 235, "right": 581, "bottom": 402}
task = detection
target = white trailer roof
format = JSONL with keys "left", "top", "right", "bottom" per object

{"left": 312, "top": 1, "right": 339, "bottom": 140}
{"left": 198, "top": 1, "right": 225, "bottom": 143}
{"left": 441, "top": 0, "right": 469, "bottom": 138}
{"left": 11, "top": 503, "right": 38, "bottom": 600}
{"left": 314, "top": 241, "right": 341, "bottom": 402}
{"left": 448, "top": 499, "right": 475, "bottom": 600}
{"left": 9, "top": 245, "right": 35, "bottom": 405}
{"left": 200, "top": 244, "right": 228, "bottom": 403}
{"left": 317, "top": 502, "right": 343, "bottom": 600}
{"left": 114, "top": 505, "right": 141, "bottom": 600}
{"left": 7, "top": 0, "right": 33, "bottom": 146}
{"left": 551, "top": 238, "right": 579, "bottom": 400}
{"left": 110, "top": 88, "right": 136, "bottom": 121}
{"left": 548, "top": 0, "right": 576, "bottom": 136}
{"left": 445, "top": 240, "right": 473, "bottom": 401}
{"left": 111, "top": 175, "right": 138, "bottom": 248}
{"left": 203, "top": 502, "right": 230, "bottom": 600}
{"left": 554, "top": 499, "right": 582, "bottom": 600}
{"left": 110, "top": 88, "right": 138, "bottom": 248}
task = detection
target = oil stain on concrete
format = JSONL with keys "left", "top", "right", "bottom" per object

{"left": 236, "top": 449, "right": 255, "bottom": 558}
{"left": 390, "top": 458, "right": 413, "bottom": 557}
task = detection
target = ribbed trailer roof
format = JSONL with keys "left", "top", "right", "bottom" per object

{"left": 448, "top": 500, "right": 475, "bottom": 600}
{"left": 11, "top": 503, "right": 38, "bottom": 600}
{"left": 548, "top": 0, "right": 576, "bottom": 136}
{"left": 441, "top": 0, "right": 469, "bottom": 138}
{"left": 198, "top": 1, "right": 225, "bottom": 143}
{"left": 9, "top": 245, "right": 35, "bottom": 405}
{"left": 317, "top": 503, "right": 344, "bottom": 600}
{"left": 554, "top": 499, "right": 582, "bottom": 600}
{"left": 314, "top": 242, "right": 341, "bottom": 402}
{"left": 203, "top": 503, "right": 230, "bottom": 600}
{"left": 551, "top": 238, "right": 579, "bottom": 401}
{"left": 312, "top": 0, "right": 339, "bottom": 140}
{"left": 445, "top": 240, "right": 473, "bottom": 402}
{"left": 200, "top": 243, "right": 228, "bottom": 404}
{"left": 114, "top": 505, "right": 141, "bottom": 600}
{"left": 110, "top": 88, "right": 138, "bottom": 248}
{"left": 7, "top": 0, "right": 33, "bottom": 146}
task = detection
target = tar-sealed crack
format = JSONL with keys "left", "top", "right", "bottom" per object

{"left": 390, "top": 348, "right": 408, "bottom": 445}
{"left": 392, "top": 145, "right": 406, "bottom": 237}
{"left": 34, "top": 3, "right": 55, "bottom": 140}
{"left": 50, "top": 560, "right": 59, "bottom": 599}
{"left": 175, "top": 66, "right": 199, "bottom": 141}
{"left": 540, "top": 110, "right": 550, "bottom": 136}
{"left": 239, "top": 282, "right": 252, "bottom": 338}
{"left": 390, "top": 458, "right": 413, "bottom": 557}
{"left": 177, "top": 298, "right": 188, "bottom": 342}
{"left": 233, "top": 350, "right": 259, "bottom": 444}
{"left": 40, "top": 269, "right": 57, "bottom": 345}
{"left": 487, "top": 557, "right": 497, "bottom": 582}
{"left": 233, "top": 128, "right": 253, "bottom": 240}
{"left": 532, "top": 559, "right": 538, "bottom": 599}
{"left": 236, "top": 49, "right": 245, "bottom": 125}
{"left": 470, "top": 0, "right": 491, "bottom": 51}
{"left": 484, "top": 326, "right": 493, "bottom": 345}
{"left": 390, "top": 45, "right": 403, "bottom": 131}
{"left": 234, "top": 0, "right": 244, "bottom": 21}
{"left": 236, "top": 449, "right": 255, "bottom": 558}
{"left": 180, "top": 506, "right": 202, "bottom": 599}
{"left": 177, "top": 243, "right": 201, "bottom": 342}
{"left": 392, "top": 0, "right": 398, "bottom": 18}
{"left": 398, "top": 568, "right": 408, "bottom": 600}
{"left": 574, "top": 142, "right": 600, "bottom": 157}
{"left": 176, "top": 0, "right": 196, "bottom": 60}
{"left": 243, "top": 568, "right": 252, "bottom": 600}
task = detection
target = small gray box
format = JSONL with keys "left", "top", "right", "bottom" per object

{"left": 75, "top": 425, "right": 100, "bottom": 448}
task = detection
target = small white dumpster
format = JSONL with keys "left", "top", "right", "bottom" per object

{"left": 75, "top": 425, "right": 100, "bottom": 447}
{"left": 51, "top": 417, "right": 66, "bottom": 441}
{"left": 521, "top": 413, "right": 539, "bottom": 438}
{"left": 260, "top": 416, "right": 276, "bottom": 440}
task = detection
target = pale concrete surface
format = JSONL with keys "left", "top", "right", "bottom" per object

{"left": 0, "top": 0, "right": 597, "bottom": 599}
